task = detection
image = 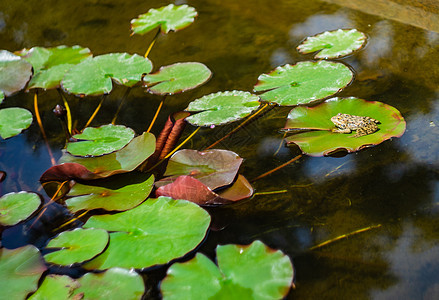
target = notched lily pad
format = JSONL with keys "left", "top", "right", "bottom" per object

{"left": 143, "top": 62, "right": 212, "bottom": 95}
{"left": 131, "top": 4, "right": 197, "bottom": 35}
{"left": 0, "top": 191, "right": 41, "bottom": 226}
{"left": 0, "top": 50, "right": 32, "bottom": 97}
{"left": 284, "top": 97, "right": 406, "bottom": 156}
{"left": 297, "top": 29, "right": 367, "bottom": 59}
{"left": 185, "top": 91, "right": 261, "bottom": 126}
{"left": 0, "top": 107, "right": 33, "bottom": 139}
{"left": 254, "top": 61, "right": 353, "bottom": 106}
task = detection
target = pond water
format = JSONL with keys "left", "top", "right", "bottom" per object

{"left": 2, "top": 0, "right": 439, "bottom": 299}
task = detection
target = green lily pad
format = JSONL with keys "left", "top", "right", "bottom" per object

{"left": 17, "top": 45, "right": 92, "bottom": 90}
{"left": 161, "top": 240, "right": 294, "bottom": 299}
{"left": 144, "top": 62, "right": 212, "bottom": 95}
{"left": 66, "top": 173, "right": 154, "bottom": 212}
{"left": 0, "top": 107, "right": 33, "bottom": 139}
{"left": 254, "top": 61, "right": 353, "bottom": 106}
{"left": 29, "top": 275, "right": 80, "bottom": 300}
{"left": 284, "top": 97, "right": 406, "bottom": 156}
{"left": 66, "top": 124, "right": 135, "bottom": 157}
{"left": 0, "top": 90, "right": 4, "bottom": 103}
{"left": 0, "top": 191, "right": 41, "bottom": 226}
{"left": 131, "top": 4, "right": 197, "bottom": 35}
{"left": 185, "top": 91, "right": 261, "bottom": 126}
{"left": 0, "top": 50, "right": 32, "bottom": 97}
{"left": 0, "top": 245, "right": 47, "bottom": 300}
{"left": 73, "top": 268, "right": 144, "bottom": 299}
{"left": 297, "top": 29, "right": 367, "bottom": 59}
{"left": 44, "top": 228, "right": 109, "bottom": 265}
{"left": 62, "top": 53, "right": 153, "bottom": 96}
{"left": 41, "top": 132, "right": 156, "bottom": 181}
{"left": 82, "top": 196, "right": 211, "bottom": 270}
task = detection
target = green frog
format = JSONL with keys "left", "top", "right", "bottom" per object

{"left": 331, "top": 113, "right": 380, "bottom": 137}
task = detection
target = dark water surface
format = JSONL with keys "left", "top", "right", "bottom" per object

{"left": 2, "top": 0, "right": 439, "bottom": 299}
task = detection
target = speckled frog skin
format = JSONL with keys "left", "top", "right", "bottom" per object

{"left": 331, "top": 113, "right": 380, "bottom": 137}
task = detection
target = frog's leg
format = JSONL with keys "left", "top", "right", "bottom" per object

{"left": 332, "top": 128, "right": 352, "bottom": 134}
{"left": 351, "top": 128, "right": 367, "bottom": 138}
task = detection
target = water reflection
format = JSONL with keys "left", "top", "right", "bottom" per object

{"left": 302, "top": 155, "right": 356, "bottom": 183}
{"left": 362, "top": 20, "right": 394, "bottom": 67}
{"left": 288, "top": 12, "right": 353, "bottom": 39}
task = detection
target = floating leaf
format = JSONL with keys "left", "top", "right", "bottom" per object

{"left": 0, "top": 245, "right": 47, "bottom": 300}
{"left": 131, "top": 4, "right": 197, "bottom": 35}
{"left": 73, "top": 268, "right": 144, "bottom": 299}
{"left": 17, "top": 45, "right": 92, "bottom": 90}
{"left": 28, "top": 275, "right": 80, "bottom": 300}
{"left": 40, "top": 132, "right": 156, "bottom": 181}
{"left": 284, "top": 97, "right": 406, "bottom": 156}
{"left": 44, "top": 228, "right": 109, "bottom": 265}
{"left": 0, "top": 107, "right": 33, "bottom": 139}
{"left": 297, "top": 29, "right": 367, "bottom": 59}
{"left": 161, "top": 240, "right": 294, "bottom": 299}
{"left": 156, "top": 149, "right": 243, "bottom": 190}
{"left": 0, "top": 50, "right": 32, "bottom": 96}
{"left": 144, "top": 62, "right": 212, "bottom": 95}
{"left": 66, "top": 173, "right": 154, "bottom": 212}
{"left": 0, "top": 191, "right": 41, "bottom": 226}
{"left": 0, "top": 90, "right": 4, "bottom": 103}
{"left": 254, "top": 61, "right": 353, "bottom": 106}
{"left": 185, "top": 91, "right": 260, "bottom": 126}
{"left": 62, "top": 53, "right": 152, "bottom": 96}
{"left": 83, "top": 197, "right": 210, "bottom": 270}
{"left": 66, "top": 124, "right": 135, "bottom": 157}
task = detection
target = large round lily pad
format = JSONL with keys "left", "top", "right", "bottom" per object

{"left": 131, "top": 4, "right": 197, "bottom": 35}
{"left": 185, "top": 91, "right": 261, "bottom": 126}
{"left": 28, "top": 275, "right": 80, "bottom": 300}
{"left": 0, "top": 191, "right": 41, "bottom": 226}
{"left": 284, "top": 97, "right": 406, "bottom": 156}
{"left": 66, "top": 124, "right": 135, "bottom": 157}
{"left": 62, "top": 53, "right": 153, "bottom": 96}
{"left": 44, "top": 228, "right": 109, "bottom": 265}
{"left": 297, "top": 29, "right": 367, "bottom": 59}
{"left": 0, "top": 245, "right": 47, "bottom": 300}
{"left": 0, "top": 107, "right": 33, "bottom": 139}
{"left": 0, "top": 50, "right": 32, "bottom": 97}
{"left": 143, "top": 62, "right": 212, "bottom": 95}
{"left": 82, "top": 196, "right": 211, "bottom": 270}
{"left": 161, "top": 240, "right": 294, "bottom": 299}
{"left": 254, "top": 61, "right": 353, "bottom": 106}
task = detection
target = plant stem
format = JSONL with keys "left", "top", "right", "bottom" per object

{"left": 57, "top": 89, "right": 72, "bottom": 134}
{"left": 55, "top": 210, "right": 89, "bottom": 231}
{"left": 253, "top": 190, "right": 288, "bottom": 196}
{"left": 34, "top": 91, "right": 56, "bottom": 166}
{"left": 83, "top": 95, "right": 105, "bottom": 129}
{"left": 146, "top": 95, "right": 166, "bottom": 133}
{"left": 144, "top": 27, "right": 161, "bottom": 58}
{"left": 111, "top": 88, "right": 131, "bottom": 125}
{"left": 250, "top": 154, "right": 303, "bottom": 182}
{"left": 273, "top": 131, "right": 287, "bottom": 156}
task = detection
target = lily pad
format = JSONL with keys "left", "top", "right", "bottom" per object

{"left": 73, "top": 268, "right": 144, "bottom": 299}
{"left": 143, "top": 62, "right": 212, "bottom": 95}
{"left": 82, "top": 196, "right": 211, "bottom": 270}
{"left": 62, "top": 53, "right": 153, "bottom": 96}
{"left": 66, "top": 173, "right": 154, "bottom": 212}
{"left": 66, "top": 124, "right": 135, "bottom": 157}
{"left": 161, "top": 240, "right": 294, "bottom": 299}
{"left": 40, "top": 132, "right": 156, "bottom": 181}
{"left": 0, "top": 191, "right": 41, "bottom": 226}
{"left": 0, "top": 245, "right": 47, "bottom": 300}
{"left": 0, "top": 50, "right": 32, "bottom": 97}
{"left": 0, "top": 107, "right": 33, "bottom": 139}
{"left": 44, "top": 228, "right": 109, "bottom": 265}
{"left": 254, "top": 61, "right": 353, "bottom": 106}
{"left": 156, "top": 149, "right": 243, "bottom": 190}
{"left": 284, "top": 97, "right": 406, "bottom": 156}
{"left": 185, "top": 91, "right": 261, "bottom": 126}
{"left": 0, "top": 90, "right": 4, "bottom": 103}
{"left": 17, "top": 45, "right": 92, "bottom": 90}
{"left": 297, "top": 29, "right": 367, "bottom": 59}
{"left": 28, "top": 275, "right": 80, "bottom": 300}
{"left": 131, "top": 4, "right": 197, "bottom": 35}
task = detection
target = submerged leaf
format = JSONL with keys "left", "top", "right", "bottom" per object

{"left": 0, "top": 107, "right": 33, "bottom": 139}
{"left": 0, "top": 191, "right": 41, "bottom": 226}
{"left": 0, "top": 50, "right": 32, "bottom": 97}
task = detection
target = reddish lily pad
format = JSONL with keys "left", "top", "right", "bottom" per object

{"left": 284, "top": 97, "right": 406, "bottom": 156}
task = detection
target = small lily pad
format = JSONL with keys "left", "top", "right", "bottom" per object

{"left": 0, "top": 191, "right": 41, "bottom": 226}
{"left": 131, "top": 4, "right": 197, "bottom": 35}
{"left": 284, "top": 97, "right": 406, "bottom": 156}
{"left": 82, "top": 197, "right": 211, "bottom": 270}
{"left": 0, "top": 107, "right": 33, "bottom": 139}
{"left": 185, "top": 91, "right": 261, "bottom": 126}
{"left": 44, "top": 228, "right": 109, "bottom": 265}
{"left": 66, "top": 124, "right": 135, "bottom": 157}
{"left": 62, "top": 53, "right": 152, "bottom": 96}
{"left": 0, "top": 50, "right": 32, "bottom": 97}
{"left": 297, "top": 29, "right": 367, "bottom": 59}
{"left": 144, "top": 62, "right": 212, "bottom": 95}
{"left": 161, "top": 240, "right": 294, "bottom": 299}
{"left": 0, "top": 245, "right": 47, "bottom": 300}
{"left": 254, "top": 61, "right": 353, "bottom": 106}
{"left": 28, "top": 275, "right": 80, "bottom": 300}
